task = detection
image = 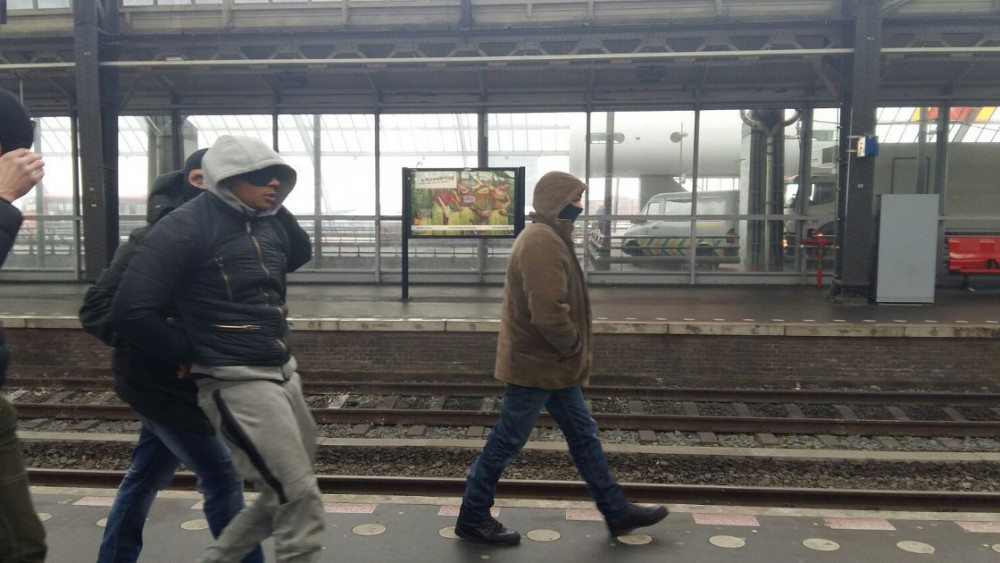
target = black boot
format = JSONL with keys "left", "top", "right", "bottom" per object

{"left": 606, "top": 504, "right": 669, "bottom": 537}
{"left": 455, "top": 517, "right": 521, "bottom": 545}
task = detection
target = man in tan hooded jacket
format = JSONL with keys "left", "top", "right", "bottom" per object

{"left": 454, "top": 171, "right": 668, "bottom": 545}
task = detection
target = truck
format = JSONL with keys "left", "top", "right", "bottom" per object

{"left": 621, "top": 190, "right": 740, "bottom": 264}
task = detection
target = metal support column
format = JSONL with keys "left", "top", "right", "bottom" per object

{"left": 74, "top": 0, "right": 120, "bottom": 280}
{"left": 477, "top": 110, "right": 489, "bottom": 280}
{"left": 595, "top": 112, "right": 615, "bottom": 272}
{"left": 934, "top": 105, "right": 951, "bottom": 209}
{"left": 934, "top": 104, "right": 950, "bottom": 277}
{"left": 832, "top": 0, "right": 882, "bottom": 298}
{"left": 796, "top": 107, "right": 814, "bottom": 276}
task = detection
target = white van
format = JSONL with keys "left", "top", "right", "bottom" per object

{"left": 621, "top": 190, "right": 740, "bottom": 263}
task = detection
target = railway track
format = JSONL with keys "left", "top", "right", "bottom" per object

{"left": 13, "top": 401, "right": 1000, "bottom": 438}
{"left": 26, "top": 468, "right": 1000, "bottom": 513}
{"left": 10, "top": 375, "right": 1000, "bottom": 405}
{"left": 9, "top": 377, "right": 1000, "bottom": 440}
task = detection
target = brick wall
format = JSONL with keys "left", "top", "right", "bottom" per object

{"left": 6, "top": 328, "right": 998, "bottom": 391}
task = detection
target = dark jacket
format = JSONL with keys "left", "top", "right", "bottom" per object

{"left": 110, "top": 136, "right": 310, "bottom": 381}
{"left": 78, "top": 172, "right": 212, "bottom": 433}
{"left": 494, "top": 172, "right": 592, "bottom": 390}
{"left": 0, "top": 198, "right": 23, "bottom": 387}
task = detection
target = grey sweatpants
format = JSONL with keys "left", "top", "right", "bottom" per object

{"left": 196, "top": 372, "right": 325, "bottom": 563}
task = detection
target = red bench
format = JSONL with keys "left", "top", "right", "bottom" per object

{"left": 947, "top": 236, "right": 1000, "bottom": 289}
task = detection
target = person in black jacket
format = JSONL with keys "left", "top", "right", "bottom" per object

{"left": 0, "top": 87, "right": 48, "bottom": 563}
{"left": 80, "top": 149, "right": 266, "bottom": 563}
{"left": 110, "top": 135, "right": 321, "bottom": 563}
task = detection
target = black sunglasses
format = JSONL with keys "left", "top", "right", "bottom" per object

{"left": 238, "top": 165, "right": 285, "bottom": 187}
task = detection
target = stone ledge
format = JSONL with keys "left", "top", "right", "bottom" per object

{"left": 2, "top": 315, "right": 999, "bottom": 338}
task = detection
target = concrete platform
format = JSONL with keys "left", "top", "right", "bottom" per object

{"left": 1, "top": 282, "right": 999, "bottom": 326}
{"left": 31, "top": 486, "right": 1000, "bottom": 562}
{"left": 9, "top": 283, "right": 1000, "bottom": 560}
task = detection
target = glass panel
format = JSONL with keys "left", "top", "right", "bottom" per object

{"left": 380, "top": 114, "right": 477, "bottom": 278}
{"left": 188, "top": 115, "right": 273, "bottom": 147}
{"left": 711, "top": 108, "right": 840, "bottom": 276}
{"left": 314, "top": 218, "right": 376, "bottom": 271}
{"left": 274, "top": 114, "right": 316, "bottom": 217}
{"left": 7, "top": 117, "right": 78, "bottom": 270}
{"left": 937, "top": 106, "right": 1000, "bottom": 233}
{"left": 320, "top": 114, "right": 375, "bottom": 216}
{"left": 776, "top": 108, "right": 840, "bottom": 278}
{"left": 378, "top": 113, "right": 477, "bottom": 217}
{"left": 487, "top": 112, "right": 582, "bottom": 212}
{"left": 584, "top": 110, "right": 695, "bottom": 273}
{"left": 484, "top": 238, "right": 514, "bottom": 273}
{"left": 377, "top": 219, "right": 404, "bottom": 273}
{"left": 406, "top": 238, "right": 481, "bottom": 273}
{"left": 487, "top": 112, "right": 583, "bottom": 275}
{"left": 118, "top": 116, "right": 152, "bottom": 239}
{"left": 5, "top": 219, "right": 78, "bottom": 270}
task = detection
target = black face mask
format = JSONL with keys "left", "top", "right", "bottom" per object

{"left": 558, "top": 203, "right": 583, "bottom": 222}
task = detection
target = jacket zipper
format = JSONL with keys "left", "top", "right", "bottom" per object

{"left": 216, "top": 256, "right": 233, "bottom": 301}
{"left": 247, "top": 220, "right": 285, "bottom": 352}
{"left": 247, "top": 221, "right": 271, "bottom": 282}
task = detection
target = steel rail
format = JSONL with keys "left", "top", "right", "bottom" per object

{"left": 13, "top": 403, "right": 1000, "bottom": 437}
{"left": 26, "top": 469, "right": 1000, "bottom": 513}
{"left": 299, "top": 382, "right": 1000, "bottom": 405}
{"left": 8, "top": 376, "right": 1000, "bottom": 405}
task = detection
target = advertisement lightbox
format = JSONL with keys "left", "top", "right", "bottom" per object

{"left": 403, "top": 167, "right": 525, "bottom": 239}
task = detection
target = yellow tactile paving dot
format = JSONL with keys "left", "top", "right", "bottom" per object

{"left": 709, "top": 535, "right": 746, "bottom": 548}
{"left": 617, "top": 534, "right": 653, "bottom": 545}
{"left": 897, "top": 540, "right": 935, "bottom": 554}
{"left": 352, "top": 523, "right": 386, "bottom": 536}
{"left": 526, "top": 529, "right": 560, "bottom": 542}
{"left": 180, "top": 518, "right": 209, "bottom": 531}
{"left": 803, "top": 538, "right": 840, "bottom": 552}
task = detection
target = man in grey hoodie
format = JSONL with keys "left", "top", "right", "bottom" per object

{"left": 111, "top": 135, "right": 323, "bottom": 562}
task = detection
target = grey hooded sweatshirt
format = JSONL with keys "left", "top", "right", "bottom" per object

{"left": 202, "top": 135, "right": 297, "bottom": 217}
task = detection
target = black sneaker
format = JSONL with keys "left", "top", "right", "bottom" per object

{"left": 606, "top": 504, "right": 669, "bottom": 537}
{"left": 454, "top": 517, "right": 521, "bottom": 545}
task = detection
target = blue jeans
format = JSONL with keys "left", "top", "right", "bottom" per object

{"left": 97, "top": 414, "right": 264, "bottom": 563}
{"left": 459, "top": 384, "right": 629, "bottom": 523}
